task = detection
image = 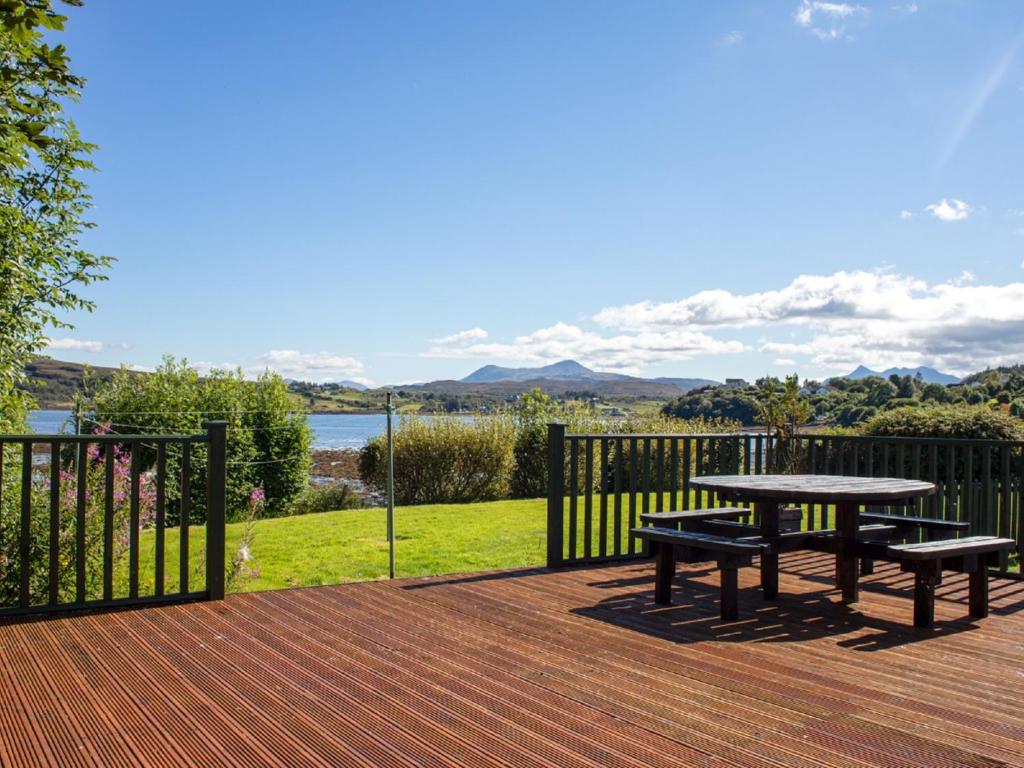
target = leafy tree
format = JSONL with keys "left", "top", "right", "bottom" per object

{"left": 509, "top": 388, "right": 557, "bottom": 498}
{"left": 1, "top": 0, "right": 109, "bottom": 430}
{"left": 758, "top": 375, "right": 811, "bottom": 472}
{"left": 79, "top": 358, "right": 312, "bottom": 521}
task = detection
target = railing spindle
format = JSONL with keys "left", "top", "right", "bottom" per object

{"left": 568, "top": 438, "right": 578, "bottom": 561}
{"left": 583, "top": 438, "right": 593, "bottom": 560}
{"left": 129, "top": 441, "right": 140, "bottom": 599}
{"left": 19, "top": 443, "right": 32, "bottom": 609}
{"left": 681, "top": 437, "right": 691, "bottom": 509}
{"left": 155, "top": 443, "right": 166, "bottom": 597}
{"left": 180, "top": 441, "right": 191, "bottom": 593}
{"left": 103, "top": 446, "right": 114, "bottom": 601}
{"left": 599, "top": 438, "right": 609, "bottom": 557}
{"left": 48, "top": 442, "right": 60, "bottom": 606}
{"left": 628, "top": 437, "right": 638, "bottom": 554}
{"left": 613, "top": 438, "right": 623, "bottom": 556}
{"left": 75, "top": 442, "right": 87, "bottom": 603}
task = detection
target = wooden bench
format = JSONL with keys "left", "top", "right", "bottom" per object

{"left": 860, "top": 512, "right": 969, "bottom": 540}
{"left": 858, "top": 513, "right": 970, "bottom": 575}
{"left": 630, "top": 527, "right": 765, "bottom": 620}
{"left": 886, "top": 536, "right": 1015, "bottom": 628}
{"left": 639, "top": 507, "right": 751, "bottom": 528}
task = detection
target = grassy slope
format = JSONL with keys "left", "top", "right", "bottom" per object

{"left": 141, "top": 498, "right": 549, "bottom": 593}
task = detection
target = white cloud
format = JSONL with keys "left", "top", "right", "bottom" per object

{"left": 45, "top": 338, "right": 104, "bottom": 353}
{"left": 255, "top": 350, "right": 365, "bottom": 381}
{"left": 899, "top": 209, "right": 913, "bottom": 220}
{"left": 773, "top": 358, "right": 798, "bottom": 366}
{"left": 925, "top": 198, "right": 971, "bottom": 222}
{"left": 431, "top": 327, "right": 488, "bottom": 345}
{"left": 195, "top": 350, "right": 368, "bottom": 384}
{"left": 719, "top": 30, "right": 744, "bottom": 46}
{"left": 594, "top": 270, "right": 1024, "bottom": 375}
{"left": 793, "top": 1, "right": 867, "bottom": 40}
{"left": 426, "top": 320, "right": 745, "bottom": 371}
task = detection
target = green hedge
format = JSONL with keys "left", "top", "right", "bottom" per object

{"left": 861, "top": 405, "right": 1023, "bottom": 441}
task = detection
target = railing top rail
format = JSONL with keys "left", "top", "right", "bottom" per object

{"left": 564, "top": 432, "right": 753, "bottom": 439}
{"left": 799, "top": 434, "right": 1024, "bottom": 448}
{"left": 0, "top": 433, "right": 209, "bottom": 444}
{"left": 562, "top": 430, "right": 1024, "bottom": 448}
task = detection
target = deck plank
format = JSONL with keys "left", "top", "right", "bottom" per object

{"left": 1, "top": 553, "right": 1022, "bottom": 768}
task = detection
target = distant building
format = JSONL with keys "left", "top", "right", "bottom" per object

{"left": 724, "top": 378, "right": 748, "bottom": 388}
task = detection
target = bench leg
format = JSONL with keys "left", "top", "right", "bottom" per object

{"left": 719, "top": 558, "right": 739, "bottom": 620}
{"left": 654, "top": 542, "right": 675, "bottom": 605}
{"left": 836, "top": 502, "right": 859, "bottom": 604}
{"left": 913, "top": 562, "right": 940, "bottom": 628}
{"left": 860, "top": 558, "right": 874, "bottom": 576}
{"left": 969, "top": 566, "right": 989, "bottom": 619}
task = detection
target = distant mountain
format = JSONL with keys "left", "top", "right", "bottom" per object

{"left": 336, "top": 380, "right": 368, "bottom": 391}
{"left": 843, "top": 365, "right": 960, "bottom": 386}
{"left": 462, "top": 360, "right": 630, "bottom": 384}
{"left": 459, "top": 359, "right": 719, "bottom": 394}
{"left": 653, "top": 376, "right": 720, "bottom": 391}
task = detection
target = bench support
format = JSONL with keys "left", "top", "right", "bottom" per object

{"left": 647, "top": 541, "right": 748, "bottom": 620}
{"left": 719, "top": 558, "right": 739, "bottom": 620}
{"left": 836, "top": 502, "right": 859, "bottom": 604}
{"left": 912, "top": 561, "right": 941, "bottom": 628}
{"left": 969, "top": 566, "right": 989, "bottom": 619}
{"left": 756, "top": 501, "right": 779, "bottom": 600}
{"left": 654, "top": 542, "right": 675, "bottom": 605}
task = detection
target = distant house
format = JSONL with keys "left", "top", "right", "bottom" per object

{"left": 724, "top": 378, "right": 748, "bottom": 388}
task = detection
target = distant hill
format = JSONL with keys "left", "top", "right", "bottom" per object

{"left": 460, "top": 359, "right": 717, "bottom": 393}
{"left": 20, "top": 357, "right": 125, "bottom": 408}
{"left": 399, "top": 376, "right": 692, "bottom": 399}
{"left": 843, "top": 365, "right": 960, "bottom": 386}
{"left": 462, "top": 360, "right": 630, "bottom": 383}
{"left": 960, "top": 365, "right": 1024, "bottom": 388}
{"left": 653, "top": 376, "right": 721, "bottom": 391}
{"left": 336, "top": 380, "right": 368, "bottom": 391}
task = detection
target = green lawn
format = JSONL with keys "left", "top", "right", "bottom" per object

{"left": 139, "top": 498, "right": 549, "bottom": 594}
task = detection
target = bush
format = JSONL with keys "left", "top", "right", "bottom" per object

{"left": 290, "top": 483, "right": 363, "bottom": 516}
{"left": 861, "top": 405, "right": 1023, "bottom": 441}
{"left": 360, "top": 415, "right": 516, "bottom": 505}
{"left": 80, "top": 356, "right": 312, "bottom": 522}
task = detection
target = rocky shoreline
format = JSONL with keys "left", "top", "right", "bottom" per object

{"left": 311, "top": 448, "right": 381, "bottom": 505}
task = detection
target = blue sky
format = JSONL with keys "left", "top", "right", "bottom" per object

{"left": 47, "top": 0, "right": 1024, "bottom": 385}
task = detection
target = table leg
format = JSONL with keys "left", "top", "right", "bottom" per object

{"left": 836, "top": 501, "right": 859, "bottom": 603}
{"left": 756, "top": 500, "right": 779, "bottom": 600}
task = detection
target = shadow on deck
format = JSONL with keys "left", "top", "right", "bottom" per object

{"left": 1, "top": 552, "right": 1022, "bottom": 767}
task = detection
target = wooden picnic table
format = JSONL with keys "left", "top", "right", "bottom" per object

{"left": 689, "top": 474, "right": 936, "bottom": 603}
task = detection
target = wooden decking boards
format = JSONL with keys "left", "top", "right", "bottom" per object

{"left": 1, "top": 553, "right": 1022, "bottom": 767}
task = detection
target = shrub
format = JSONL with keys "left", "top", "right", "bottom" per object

{"left": 360, "top": 415, "right": 516, "bottom": 504}
{"left": 80, "top": 356, "right": 312, "bottom": 522}
{"left": 861, "top": 405, "right": 1023, "bottom": 441}
{"left": 290, "top": 483, "right": 363, "bottom": 516}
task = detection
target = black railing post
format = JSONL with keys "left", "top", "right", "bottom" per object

{"left": 547, "top": 423, "right": 566, "bottom": 569}
{"left": 204, "top": 421, "right": 228, "bottom": 600}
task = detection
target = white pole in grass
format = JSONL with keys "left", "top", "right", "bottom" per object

{"left": 386, "top": 391, "right": 396, "bottom": 580}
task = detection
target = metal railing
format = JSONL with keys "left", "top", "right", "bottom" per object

{"left": 546, "top": 424, "right": 1024, "bottom": 575}
{"left": 0, "top": 422, "right": 227, "bottom": 619}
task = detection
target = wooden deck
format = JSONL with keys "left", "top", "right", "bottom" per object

{"left": 2, "top": 552, "right": 1023, "bottom": 768}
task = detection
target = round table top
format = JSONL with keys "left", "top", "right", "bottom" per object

{"left": 690, "top": 474, "right": 935, "bottom": 504}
